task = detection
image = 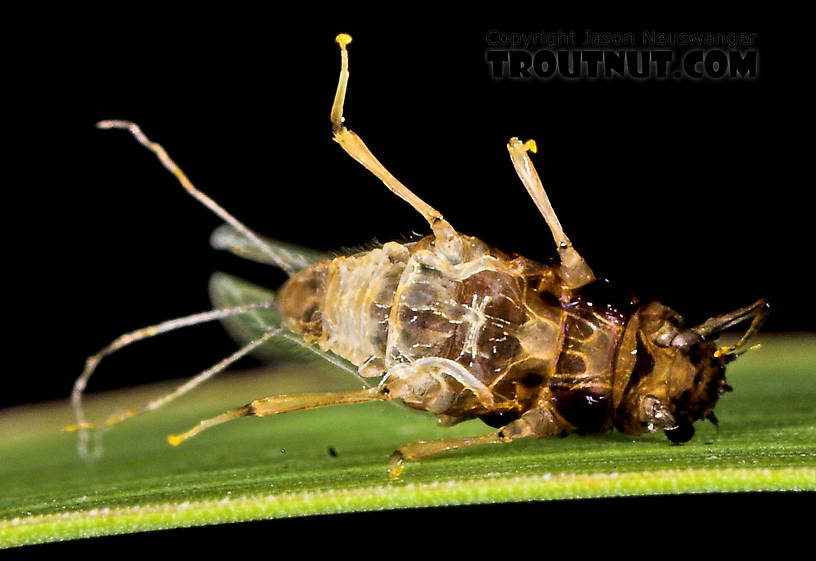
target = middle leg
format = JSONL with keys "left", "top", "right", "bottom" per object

{"left": 507, "top": 137, "right": 595, "bottom": 289}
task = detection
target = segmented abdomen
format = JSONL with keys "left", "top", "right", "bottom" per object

{"left": 386, "top": 251, "right": 530, "bottom": 383}
{"left": 276, "top": 235, "right": 628, "bottom": 432}
{"left": 320, "top": 243, "right": 406, "bottom": 371}
{"left": 277, "top": 236, "right": 547, "bottom": 383}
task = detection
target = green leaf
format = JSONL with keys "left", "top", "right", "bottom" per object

{"left": 1, "top": 335, "right": 814, "bottom": 548}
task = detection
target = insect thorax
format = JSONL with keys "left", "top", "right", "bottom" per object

{"left": 276, "top": 235, "right": 631, "bottom": 432}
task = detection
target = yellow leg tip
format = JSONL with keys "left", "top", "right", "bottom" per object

{"left": 335, "top": 33, "right": 353, "bottom": 48}
{"left": 388, "top": 451, "right": 405, "bottom": 479}
{"left": 167, "top": 434, "right": 184, "bottom": 447}
{"left": 524, "top": 139, "right": 538, "bottom": 153}
{"left": 64, "top": 422, "right": 95, "bottom": 433}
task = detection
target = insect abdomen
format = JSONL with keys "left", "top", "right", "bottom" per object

{"left": 275, "top": 262, "right": 328, "bottom": 343}
{"left": 278, "top": 236, "right": 561, "bottom": 389}
{"left": 277, "top": 241, "right": 408, "bottom": 374}
{"left": 320, "top": 243, "right": 407, "bottom": 369}
{"left": 386, "top": 245, "right": 533, "bottom": 383}
{"left": 277, "top": 235, "right": 627, "bottom": 432}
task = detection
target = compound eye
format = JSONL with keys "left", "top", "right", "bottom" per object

{"left": 653, "top": 329, "right": 676, "bottom": 347}
{"left": 664, "top": 421, "right": 695, "bottom": 443}
{"left": 670, "top": 330, "right": 701, "bottom": 350}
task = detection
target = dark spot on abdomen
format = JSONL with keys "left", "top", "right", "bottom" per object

{"left": 557, "top": 352, "right": 586, "bottom": 376}
{"left": 551, "top": 387, "right": 611, "bottom": 434}
{"left": 479, "top": 410, "right": 520, "bottom": 429}
{"left": 521, "top": 372, "right": 544, "bottom": 388}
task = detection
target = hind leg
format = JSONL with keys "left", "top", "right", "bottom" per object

{"left": 67, "top": 304, "right": 279, "bottom": 458}
{"left": 96, "top": 120, "right": 296, "bottom": 275}
{"left": 330, "top": 34, "right": 462, "bottom": 263}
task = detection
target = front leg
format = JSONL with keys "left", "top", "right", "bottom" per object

{"left": 388, "top": 403, "right": 572, "bottom": 478}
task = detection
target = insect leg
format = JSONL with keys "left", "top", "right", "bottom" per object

{"left": 96, "top": 120, "right": 297, "bottom": 276}
{"left": 330, "top": 34, "right": 462, "bottom": 262}
{"left": 167, "top": 386, "right": 391, "bottom": 446}
{"left": 388, "top": 403, "right": 570, "bottom": 478}
{"left": 388, "top": 432, "right": 506, "bottom": 479}
{"left": 68, "top": 303, "right": 278, "bottom": 458}
{"left": 507, "top": 137, "right": 595, "bottom": 289}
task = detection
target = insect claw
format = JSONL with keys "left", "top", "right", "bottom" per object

{"left": 388, "top": 451, "right": 405, "bottom": 480}
{"left": 335, "top": 33, "right": 352, "bottom": 48}
{"left": 523, "top": 139, "right": 538, "bottom": 153}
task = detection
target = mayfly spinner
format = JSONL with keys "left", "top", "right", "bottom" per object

{"left": 69, "top": 33, "right": 769, "bottom": 478}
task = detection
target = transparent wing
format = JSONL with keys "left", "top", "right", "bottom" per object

{"left": 208, "top": 272, "right": 284, "bottom": 359}
{"left": 210, "top": 224, "right": 326, "bottom": 272}
{"left": 208, "top": 272, "right": 367, "bottom": 383}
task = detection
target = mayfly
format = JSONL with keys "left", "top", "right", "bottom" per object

{"left": 69, "top": 34, "right": 769, "bottom": 478}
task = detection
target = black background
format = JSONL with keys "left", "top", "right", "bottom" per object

{"left": 4, "top": 12, "right": 811, "bottom": 552}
